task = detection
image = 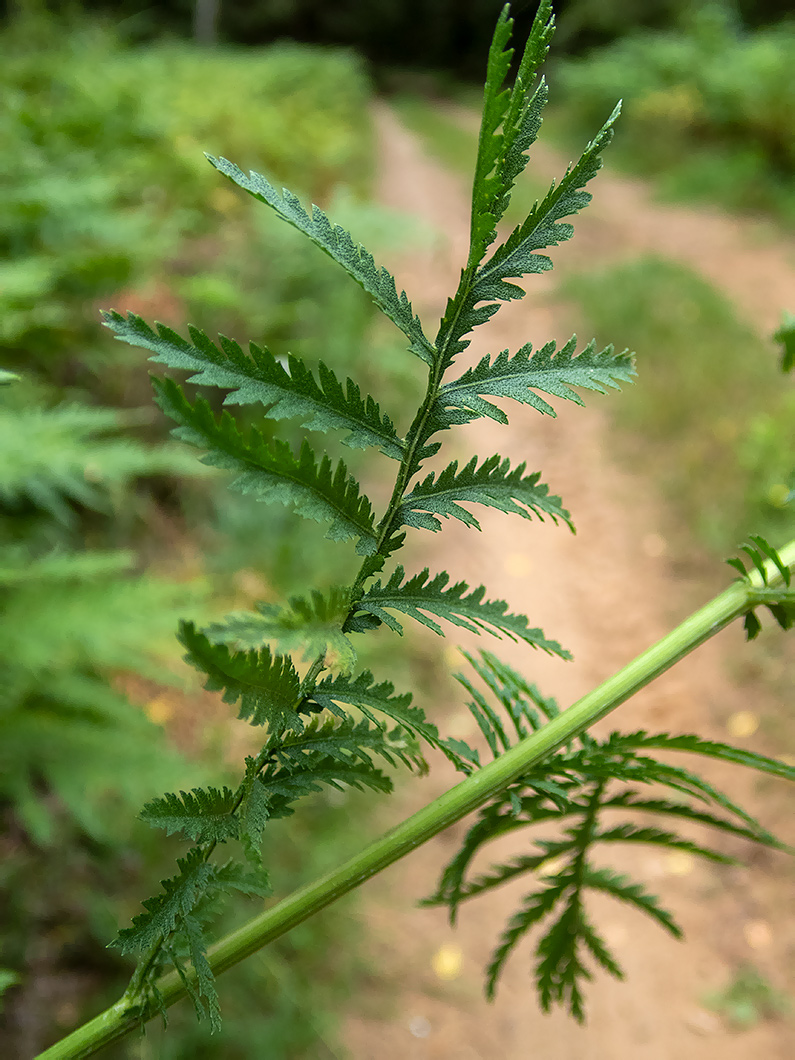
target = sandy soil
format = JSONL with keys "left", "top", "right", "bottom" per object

{"left": 339, "top": 104, "right": 795, "bottom": 1059}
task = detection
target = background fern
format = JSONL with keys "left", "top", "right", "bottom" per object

{"left": 0, "top": 379, "right": 211, "bottom": 1052}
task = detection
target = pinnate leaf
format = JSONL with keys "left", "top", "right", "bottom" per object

{"left": 619, "top": 730, "right": 795, "bottom": 785}
{"left": 205, "top": 588, "right": 356, "bottom": 672}
{"left": 207, "top": 156, "right": 436, "bottom": 366}
{"left": 352, "top": 565, "right": 570, "bottom": 656}
{"left": 179, "top": 621, "right": 302, "bottom": 731}
{"left": 256, "top": 757, "right": 392, "bottom": 819}
{"left": 104, "top": 312, "right": 403, "bottom": 459}
{"left": 141, "top": 786, "right": 239, "bottom": 843}
{"left": 311, "top": 670, "right": 473, "bottom": 768}
{"left": 267, "top": 712, "right": 423, "bottom": 773}
{"left": 213, "top": 860, "right": 272, "bottom": 899}
{"left": 535, "top": 900, "right": 590, "bottom": 1021}
{"left": 471, "top": 102, "right": 621, "bottom": 311}
{"left": 180, "top": 914, "right": 221, "bottom": 1032}
{"left": 114, "top": 849, "right": 215, "bottom": 955}
{"left": 485, "top": 879, "right": 562, "bottom": 999}
{"left": 399, "top": 454, "right": 571, "bottom": 532}
{"left": 153, "top": 376, "right": 377, "bottom": 553}
{"left": 436, "top": 336, "right": 634, "bottom": 426}
{"left": 469, "top": 1, "right": 554, "bottom": 264}
{"left": 583, "top": 865, "right": 681, "bottom": 937}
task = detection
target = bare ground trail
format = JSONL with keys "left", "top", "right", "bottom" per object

{"left": 340, "top": 105, "right": 795, "bottom": 1059}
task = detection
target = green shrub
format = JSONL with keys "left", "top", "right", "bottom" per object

{"left": 0, "top": 379, "right": 205, "bottom": 842}
{"left": 562, "top": 256, "right": 795, "bottom": 550}
{"left": 553, "top": 4, "right": 795, "bottom": 221}
{"left": 0, "top": 12, "right": 375, "bottom": 392}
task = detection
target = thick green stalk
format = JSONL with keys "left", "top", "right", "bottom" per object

{"left": 37, "top": 540, "right": 795, "bottom": 1059}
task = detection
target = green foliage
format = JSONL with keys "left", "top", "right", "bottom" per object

{"left": 0, "top": 386, "right": 206, "bottom": 846}
{"left": 152, "top": 376, "right": 379, "bottom": 552}
{"left": 1, "top": 9, "right": 376, "bottom": 405}
{"left": 436, "top": 337, "right": 634, "bottom": 425}
{"left": 469, "top": 2, "right": 555, "bottom": 267}
{"left": 0, "top": 383, "right": 208, "bottom": 1052}
{"left": 424, "top": 650, "right": 794, "bottom": 1019}
{"left": 554, "top": 6, "right": 795, "bottom": 222}
{"left": 179, "top": 622, "right": 302, "bottom": 730}
{"left": 208, "top": 156, "right": 437, "bottom": 367}
{"left": 399, "top": 454, "right": 572, "bottom": 532}
{"left": 0, "top": 397, "right": 200, "bottom": 524}
{"left": 704, "top": 964, "right": 792, "bottom": 1028}
{"left": 206, "top": 588, "right": 357, "bottom": 671}
{"left": 47, "top": 3, "right": 795, "bottom": 1047}
{"left": 775, "top": 311, "right": 795, "bottom": 374}
{"left": 727, "top": 535, "right": 795, "bottom": 639}
{"left": 562, "top": 256, "right": 795, "bottom": 550}
{"left": 142, "top": 787, "right": 241, "bottom": 844}
{"left": 103, "top": 312, "right": 404, "bottom": 458}
{"left": 351, "top": 565, "right": 571, "bottom": 652}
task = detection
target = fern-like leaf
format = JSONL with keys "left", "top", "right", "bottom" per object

{"left": 104, "top": 312, "right": 403, "bottom": 459}
{"left": 592, "top": 823, "right": 736, "bottom": 865}
{"left": 459, "top": 649, "right": 561, "bottom": 737}
{"left": 153, "top": 376, "right": 377, "bottom": 553}
{"left": 212, "top": 859, "right": 272, "bottom": 899}
{"left": 468, "top": 2, "right": 554, "bottom": 265}
{"left": 619, "top": 730, "right": 795, "bottom": 786}
{"left": 470, "top": 103, "right": 621, "bottom": 312}
{"left": 180, "top": 914, "right": 222, "bottom": 1032}
{"left": 241, "top": 767, "right": 271, "bottom": 862}
{"left": 599, "top": 792, "right": 782, "bottom": 847}
{"left": 204, "top": 588, "right": 356, "bottom": 672}
{"left": 436, "top": 336, "right": 635, "bottom": 427}
{"left": 399, "top": 454, "right": 571, "bottom": 532}
{"left": 206, "top": 156, "right": 436, "bottom": 366}
{"left": 264, "top": 712, "right": 423, "bottom": 773}
{"left": 435, "top": 839, "right": 579, "bottom": 911}
{"left": 310, "top": 670, "right": 474, "bottom": 769}
{"left": 436, "top": 94, "right": 621, "bottom": 369}
{"left": 180, "top": 621, "right": 302, "bottom": 731}
{"left": 0, "top": 400, "right": 200, "bottom": 523}
{"left": 429, "top": 652, "right": 794, "bottom": 1016}
{"left": 352, "top": 565, "right": 569, "bottom": 655}
{"left": 485, "top": 879, "right": 562, "bottom": 999}
{"left": 583, "top": 865, "right": 681, "bottom": 938}
{"left": 140, "top": 787, "right": 239, "bottom": 844}
{"left": 114, "top": 849, "right": 216, "bottom": 955}
{"left": 727, "top": 536, "right": 795, "bottom": 637}
{"left": 255, "top": 757, "right": 392, "bottom": 819}
{"left": 534, "top": 900, "right": 590, "bottom": 1021}
{"left": 184, "top": 915, "right": 224, "bottom": 1030}
{"left": 579, "top": 911, "right": 624, "bottom": 981}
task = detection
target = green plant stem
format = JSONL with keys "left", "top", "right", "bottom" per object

{"left": 37, "top": 540, "right": 795, "bottom": 1059}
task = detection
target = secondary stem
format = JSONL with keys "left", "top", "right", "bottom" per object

{"left": 37, "top": 539, "right": 795, "bottom": 1059}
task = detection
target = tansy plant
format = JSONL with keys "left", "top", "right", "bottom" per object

{"left": 40, "top": 3, "right": 795, "bottom": 1056}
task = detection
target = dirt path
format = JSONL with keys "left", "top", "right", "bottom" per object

{"left": 340, "top": 105, "right": 795, "bottom": 1059}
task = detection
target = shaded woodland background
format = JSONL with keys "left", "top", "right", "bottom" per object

{"left": 1, "top": 1, "right": 793, "bottom": 1055}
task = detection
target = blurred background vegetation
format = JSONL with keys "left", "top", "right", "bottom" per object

{"left": 1, "top": 0, "right": 793, "bottom": 1055}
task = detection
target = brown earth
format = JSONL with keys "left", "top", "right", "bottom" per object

{"left": 339, "top": 104, "right": 795, "bottom": 1059}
